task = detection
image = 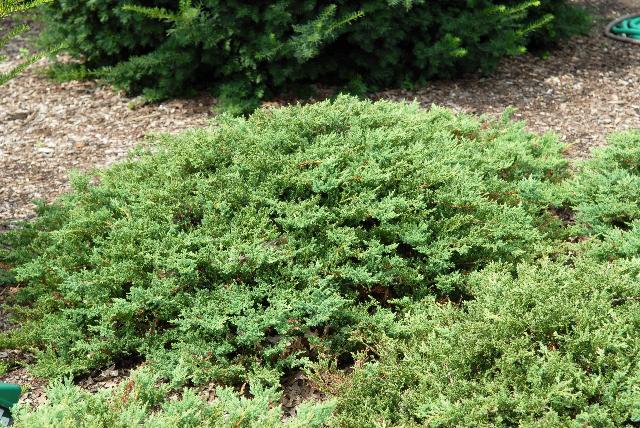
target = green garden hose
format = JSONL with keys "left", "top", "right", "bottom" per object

{"left": 0, "top": 383, "right": 20, "bottom": 426}
{"left": 606, "top": 14, "right": 640, "bottom": 44}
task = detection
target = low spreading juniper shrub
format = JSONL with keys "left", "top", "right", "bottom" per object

{"left": 329, "top": 257, "right": 640, "bottom": 427}
{"left": 12, "top": 368, "right": 334, "bottom": 427}
{"left": 0, "top": 96, "right": 568, "bottom": 386}
{"left": 5, "top": 100, "right": 640, "bottom": 427}
{"left": 563, "top": 130, "right": 640, "bottom": 260}
{"left": 320, "top": 130, "right": 640, "bottom": 427}
{"left": 39, "top": 0, "right": 591, "bottom": 112}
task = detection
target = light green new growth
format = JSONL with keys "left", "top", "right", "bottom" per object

{"left": 121, "top": 0, "right": 198, "bottom": 23}
{"left": 0, "top": 0, "right": 52, "bottom": 85}
{"left": 0, "top": 0, "right": 48, "bottom": 16}
{"left": 12, "top": 368, "right": 335, "bottom": 427}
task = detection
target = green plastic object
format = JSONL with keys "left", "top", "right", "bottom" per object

{"left": 0, "top": 383, "right": 20, "bottom": 411}
{"left": 611, "top": 16, "right": 640, "bottom": 40}
{"left": 606, "top": 15, "right": 640, "bottom": 44}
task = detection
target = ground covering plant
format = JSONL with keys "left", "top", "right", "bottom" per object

{"left": 39, "top": 0, "right": 590, "bottom": 113}
{"left": 329, "top": 129, "right": 640, "bottom": 427}
{"left": 2, "top": 97, "right": 640, "bottom": 426}
{"left": 12, "top": 368, "right": 334, "bottom": 427}
{"left": 330, "top": 257, "right": 640, "bottom": 427}
{"left": 564, "top": 130, "right": 640, "bottom": 260}
{"left": 0, "top": 96, "right": 568, "bottom": 382}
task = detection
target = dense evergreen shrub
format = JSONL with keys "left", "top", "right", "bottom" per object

{"left": 40, "top": 0, "right": 590, "bottom": 112}
{"left": 6, "top": 99, "right": 640, "bottom": 425}
{"left": 12, "top": 368, "right": 334, "bottom": 427}
{"left": 564, "top": 131, "right": 640, "bottom": 260}
{"left": 324, "top": 130, "right": 640, "bottom": 427}
{"left": 329, "top": 257, "right": 640, "bottom": 427}
{"left": 0, "top": 96, "right": 567, "bottom": 386}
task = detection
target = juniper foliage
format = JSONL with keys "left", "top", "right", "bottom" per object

{"left": 12, "top": 368, "right": 334, "bottom": 427}
{"left": 322, "top": 128, "right": 640, "bottom": 427}
{"left": 564, "top": 130, "right": 640, "bottom": 260}
{"left": 0, "top": 96, "right": 567, "bottom": 386}
{"left": 6, "top": 99, "right": 640, "bottom": 426}
{"left": 330, "top": 257, "right": 640, "bottom": 427}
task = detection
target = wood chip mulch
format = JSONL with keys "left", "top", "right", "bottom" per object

{"left": 0, "top": 70, "right": 214, "bottom": 222}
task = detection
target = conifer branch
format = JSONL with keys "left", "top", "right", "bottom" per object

{"left": 1, "top": 0, "right": 55, "bottom": 85}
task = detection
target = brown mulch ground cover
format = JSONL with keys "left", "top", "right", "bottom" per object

{"left": 0, "top": 0, "right": 639, "bottom": 412}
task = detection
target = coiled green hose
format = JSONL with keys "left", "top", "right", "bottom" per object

{"left": 606, "top": 14, "right": 640, "bottom": 44}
